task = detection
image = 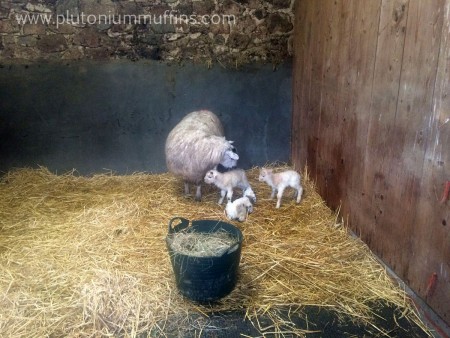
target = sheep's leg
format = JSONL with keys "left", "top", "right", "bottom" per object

{"left": 270, "top": 188, "right": 276, "bottom": 199}
{"left": 184, "top": 182, "right": 190, "bottom": 195}
{"left": 276, "top": 187, "right": 285, "bottom": 209}
{"left": 195, "top": 185, "right": 202, "bottom": 202}
{"left": 218, "top": 190, "right": 226, "bottom": 204}
{"left": 296, "top": 185, "right": 303, "bottom": 203}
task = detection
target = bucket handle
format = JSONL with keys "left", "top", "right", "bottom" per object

{"left": 168, "top": 217, "right": 190, "bottom": 234}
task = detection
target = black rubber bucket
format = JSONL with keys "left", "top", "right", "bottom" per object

{"left": 166, "top": 217, "right": 243, "bottom": 303}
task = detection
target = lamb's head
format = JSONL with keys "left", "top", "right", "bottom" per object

{"left": 204, "top": 169, "right": 219, "bottom": 184}
{"left": 259, "top": 168, "right": 273, "bottom": 182}
{"left": 219, "top": 141, "right": 239, "bottom": 169}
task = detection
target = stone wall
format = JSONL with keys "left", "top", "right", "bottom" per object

{"left": 0, "top": 0, "right": 294, "bottom": 64}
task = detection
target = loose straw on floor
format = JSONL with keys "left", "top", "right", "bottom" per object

{"left": 0, "top": 165, "right": 430, "bottom": 337}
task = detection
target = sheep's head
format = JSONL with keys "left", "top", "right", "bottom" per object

{"left": 219, "top": 141, "right": 239, "bottom": 169}
{"left": 204, "top": 169, "right": 218, "bottom": 184}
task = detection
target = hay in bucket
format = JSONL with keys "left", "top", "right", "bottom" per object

{"left": 0, "top": 165, "right": 431, "bottom": 337}
{"left": 167, "top": 229, "right": 239, "bottom": 258}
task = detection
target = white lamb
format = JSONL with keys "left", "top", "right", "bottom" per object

{"left": 204, "top": 169, "right": 256, "bottom": 205}
{"left": 259, "top": 168, "right": 303, "bottom": 208}
{"left": 225, "top": 196, "right": 253, "bottom": 222}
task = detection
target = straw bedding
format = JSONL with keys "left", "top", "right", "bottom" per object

{"left": 0, "top": 165, "right": 429, "bottom": 337}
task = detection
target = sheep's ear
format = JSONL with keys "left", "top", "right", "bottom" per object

{"left": 226, "top": 150, "right": 239, "bottom": 160}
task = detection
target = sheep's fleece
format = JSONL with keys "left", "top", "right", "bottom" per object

{"left": 165, "top": 110, "right": 239, "bottom": 191}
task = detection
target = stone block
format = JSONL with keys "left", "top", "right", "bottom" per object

{"left": 209, "top": 21, "right": 231, "bottom": 35}
{"left": 73, "top": 27, "right": 101, "bottom": 47}
{"left": 18, "top": 35, "right": 37, "bottom": 46}
{"left": 80, "top": 0, "right": 116, "bottom": 17}
{"left": 84, "top": 46, "right": 111, "bottom": 59}
{"left": 36, "top": 33, "right": 67, "bottom": 52}
{"left": 221, "top": 0, "right": 242, "bottom": 16}
{"left": 150, "top": 22, "right": 175, "bottom": 34}
{"left": 48, "top": 22, "right": 77, "bottom": 34}
{"left": 175, "top": 2, "right": 193, "bottom": 16}
{"left": 14, "top": 45, "right": 42, "bottom": 59}
{"left": 193, "top": 0, "right": 215, "bottom": 15}
{"left": 227, "top": 31, "right": 250, "bottom": 49}
{"left": 55, "top": 0, "right": 80, "bottom": 17}
{"left": 25, "top": 2, "right": 52, "bottom": 12}
{"left": 0, "top": 19, "right": 20, "bottom": 33}
{"left": 23, "top": 22, "right": 46, "bottom": 35}
{"left": 118, "top": 1, "right": 142, "bottom": 16}
{"left": 0, "top": 6, "right": 9, "bottom": 18}
{"left": 61, "top": 45, "right": 84, "bottom": 59}
{"left": 266, "top": 0, "right": 291, "bottom": 9}
{"left": 266, "top": 13, "right": 292, "bottom": 33}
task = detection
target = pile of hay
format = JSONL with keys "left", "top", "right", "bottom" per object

{"left": 0, "top": 165, "right": 429, "bottom": 337}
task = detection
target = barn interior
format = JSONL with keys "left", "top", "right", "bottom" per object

{"left": 0, "top": 0, "right": 449, "bottom": 337}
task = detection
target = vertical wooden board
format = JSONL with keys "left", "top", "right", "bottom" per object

{"left": 409, "top": 0, "right": 450, "bottom": 321}
{"left": 293, "top": 0, "right": 329, "bottom": 177}
{"left": 393, "top": 0, "right": 444, "bottom": 279}
{"left": 292, "top": 0, "right": 310, "bottom": 169}
{"left": 337, "top": 0, "right": 380, "bottom": 232}
{"left": 358, "top": 0, "right": 409, "bottom": 262}
{"left": 311, "top": 0, "right": 349, "bottom": 207}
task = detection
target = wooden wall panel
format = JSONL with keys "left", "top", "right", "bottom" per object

{"left": 410, "top": 0, "right": 450, "bottom": 321}
{"left": 292, "top": 0, "right": 450, "bottom": 324}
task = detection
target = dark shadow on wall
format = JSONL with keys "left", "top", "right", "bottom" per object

{"left": 0, "top": 60, "right": 292, "bottom": 175}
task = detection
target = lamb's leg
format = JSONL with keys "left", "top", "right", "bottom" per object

{"left": 226, "top": 188, "right": 233, "bottom": 202}
{"left": 276, "top": 187, "right": 285, "bottom": 209}
{"left": 296, "top": 185, "right": 303, "bottom": 203}
{"left": 184, "top": 182, "right": 190, "bottom": 195}
{"left": 218, "top": 190, "right": 226, "bottom": 204}
{"left": 195, "top": 184, "right": 202, "bottom": 202}
{"left": 244, "top": 199, "right": 253, "bottom": 213}
{"left": 270, "top": 188, "right": 276, "bottom": 199}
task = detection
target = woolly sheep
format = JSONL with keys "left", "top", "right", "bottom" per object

{"left": 259, "top": 168, "right": 303, "bottom": 208}
{"left": 225, "top": 196, "right": 253, "bottom": 222}
{"left": 204, "top": 168, "right": 256, "bottom": 205}
{"left": 165, "top": 110, "right": 239, "bottom": 201}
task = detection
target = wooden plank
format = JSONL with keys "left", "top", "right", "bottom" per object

{"left": 393, "top": 0, "right": 444, "bottom": 277}
{"left": 358, "top": 0, "right": 410, "bottom": 263}
{"left": 291, "top": 0, "right": 310, "bottom": 169}
{"left": 340, "top": 0, "right": 383, "bottom": 241}
{"left": 292, "top": 0, "right": 328, "bottom": 176}
{"left": 409, "top": 0, "right": 450, "bottom": 321}
{"left": 333, "top": 0, "right": 381, "bottom": 216}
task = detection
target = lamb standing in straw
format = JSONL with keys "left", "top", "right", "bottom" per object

{"left": 259, "top": 168, "right": 303, "bottom": 208}
{"left": 165, "top": 110, "right": 239, "bottom": 201}
{"left": 204, "top": 168, "right": 256, "bottom": 205}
